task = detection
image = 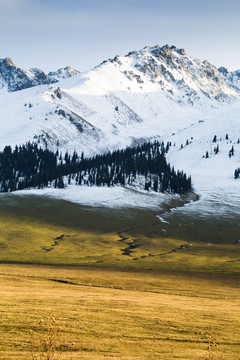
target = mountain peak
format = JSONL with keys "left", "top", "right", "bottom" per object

{"left": 48, "top": 66, "right": 80, "bottom": 81}
{"left": 148, "top": 44, "right": 187, "bottom": 58}
{"left": 0, "top": 58, "right": 79, "bottom": 92}
{"left": 2, "top": 57, "right": 15, "bottom": 67}
{"left": 98, "top": 43, "right": 239, "bottom": 106}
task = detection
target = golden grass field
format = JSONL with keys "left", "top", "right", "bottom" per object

{"left": 0, "top": 264, "right": 240, "bottom": 359}
{"left": 0, "top": 194, "right": 240, "bottom": 359}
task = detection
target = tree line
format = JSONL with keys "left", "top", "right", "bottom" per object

{"left": 0, "top": 141, "right": 192, "bottom": 194}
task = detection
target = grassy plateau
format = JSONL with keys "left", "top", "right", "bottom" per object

{"left": 0, "top": 193, "right": 239, "bottom": 359}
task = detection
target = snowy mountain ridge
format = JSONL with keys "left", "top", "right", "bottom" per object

{"left": 0, "top": 44, "right": 240, "bottom": 212}
{"left": 0, "top": 57, "right": 79, "bottom": 92}
{"left": 102, "top": 44, "right": 239, "bottom": 102}
{"left": 1, "top": 44, "right": 240, "bottom": 156}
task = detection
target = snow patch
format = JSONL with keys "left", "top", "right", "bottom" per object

{"left": 13, "top": 185, "right": 180, "bottom": 210}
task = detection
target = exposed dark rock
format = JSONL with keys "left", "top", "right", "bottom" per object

{"left": 56, "top": 87, "right": 62, "bottom": 99}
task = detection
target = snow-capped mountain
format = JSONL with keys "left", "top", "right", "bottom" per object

{"left": 0, "top": 44, "right": 240, "bottom": 211}
{"left": 1, "top": 44, "right": 240, "bottom": 155}
{"left": 47, "top": 66, "right": 80, "bottom": 82}
{"left": 0, "top": 57, "right": 79, "bottom": 92}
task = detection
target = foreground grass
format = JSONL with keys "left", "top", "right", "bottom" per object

{"left": 0, "top": 264, "right": 240, "bottom": 359}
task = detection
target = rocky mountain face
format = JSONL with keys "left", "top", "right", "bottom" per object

{"left": 0, "top": 57, "right": 79, "bottom": 92}
{"left": 103, "top": 44, "right": 239, "bottom": 105}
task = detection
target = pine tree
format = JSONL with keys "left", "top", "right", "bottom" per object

{"left": 212, "top": 135, "right": 217, "bottom": 143}
{"left": 214, "top": 145, "right": 219, "bottom": 154}
{"left": 234, "top": 169, "right": 239, "bottom": 179}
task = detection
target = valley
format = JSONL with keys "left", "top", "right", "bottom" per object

{"left": 0, "top": 175, "right": 239, "bottom": 359}
{"left": 0, "top": 43, "right": 240, "bottom": 359}
{"left": 0, "top": 191, "right": 239, "bottom": 272}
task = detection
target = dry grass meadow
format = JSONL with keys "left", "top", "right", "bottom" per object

{"left": 1, "top": 265, "right": 240, "bottom": 359}
{"left": 0, "top": 194, "right": 240, "bottom": 359}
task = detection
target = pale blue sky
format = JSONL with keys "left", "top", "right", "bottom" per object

{"left": 1, "top": 0, "right": 240, "bottom": 72}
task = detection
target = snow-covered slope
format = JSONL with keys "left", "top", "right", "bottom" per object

{"left": 0, "top": 44, "right": 240, "bottom": 211}
{"left": 164, "top": 104, "right": 240, "bottom": 216}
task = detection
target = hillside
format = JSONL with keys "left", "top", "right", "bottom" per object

{"left": 0, "top": 44, "right": 240, "bottom": 210}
